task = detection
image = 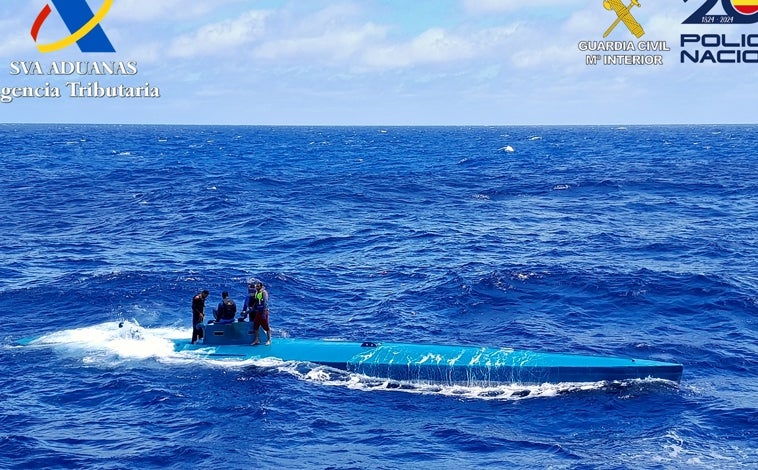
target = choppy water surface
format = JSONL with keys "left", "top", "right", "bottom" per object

{"left": 1, "top": 124, "right": 756, "bottom": 468}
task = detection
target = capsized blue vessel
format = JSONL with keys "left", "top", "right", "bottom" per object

{"left": 174, "top": 322, "right": 683, "bottom": 385}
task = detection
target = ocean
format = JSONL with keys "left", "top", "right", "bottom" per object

{"left": 0, "top": 124, "right": 756, "bottom": 469}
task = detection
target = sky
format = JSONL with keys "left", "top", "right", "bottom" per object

{"left": 1, "top": 0, "right": 757, "bottom": 125}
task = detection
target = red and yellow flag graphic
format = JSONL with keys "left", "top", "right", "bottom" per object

{"left": 733, "top": 0, "right": 758, "bottom": 15}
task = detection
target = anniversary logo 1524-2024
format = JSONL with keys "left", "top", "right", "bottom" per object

{"left": 2, "top": 0, "right": 160, "bottom": 104}
{"left": 579, "top": 0, "right": 758, "bottom": 66}
{"left": 682, "top": 0, "right": 758, "bottom": 63}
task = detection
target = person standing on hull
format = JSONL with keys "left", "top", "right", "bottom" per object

{"left": 191, "top": 290, "right": 209, "bottom": 344}
{"left": 242, "top": 282, "right": 256, "bottom": 320}
{"left": 250, "top": 282, "right": 271, "bottom": 345}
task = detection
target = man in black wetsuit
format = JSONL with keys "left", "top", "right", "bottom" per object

{"left": 214, "top": 291, "right": 237, "bottom": 323}
{"left": 191, "top": 290, "right": 209, "bottom": 344}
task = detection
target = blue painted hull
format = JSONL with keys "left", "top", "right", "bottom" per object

{"left": 175, "top": 322, "right": 683, "bottom": 385}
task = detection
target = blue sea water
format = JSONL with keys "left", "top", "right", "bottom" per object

{"left": 0, "top": 124, "right": 756, "bottom": 469}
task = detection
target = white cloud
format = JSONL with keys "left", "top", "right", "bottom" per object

{"left": 109, "top": 0, "right": 246, "bottom": 22}
{"left": 511, "top": 44, "right": 572, "bottom": 69}
{"left": 167, "top": 10, "right": 269, "bottom": 58}
{"left": 160, "top": 3, "right": 521, "bottom": 71}
{"left": 463, "top": 0, "right": 586, "bottom": 14}
{"left": 0, "top": 18, "right": 28, "bottom": 57}
{"left": 363, "top": 25, "right": 518, "bottom": 69}
{"left": 364, "top": 28, "right": 474, "bottom": 68}
{"left": 254, "top": 22, "right": 387, "bottom": 64}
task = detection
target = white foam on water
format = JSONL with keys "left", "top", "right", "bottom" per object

{"left": 26, "top": 320, "right": 185, "bottom": 364}
{"left": 272, "top": 362, "right": 655, "bottom": 401}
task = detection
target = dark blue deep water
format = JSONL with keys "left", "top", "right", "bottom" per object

{"left": 1, "top": 125, "right": 756, "bottom": 469}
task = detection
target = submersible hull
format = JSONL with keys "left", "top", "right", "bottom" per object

{"left": 174, "top": 322, "right": 683, "bottom": 385}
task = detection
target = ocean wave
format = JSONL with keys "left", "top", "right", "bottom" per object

{"left": 2, "top": 125, "right": 757, "bottom": 468}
